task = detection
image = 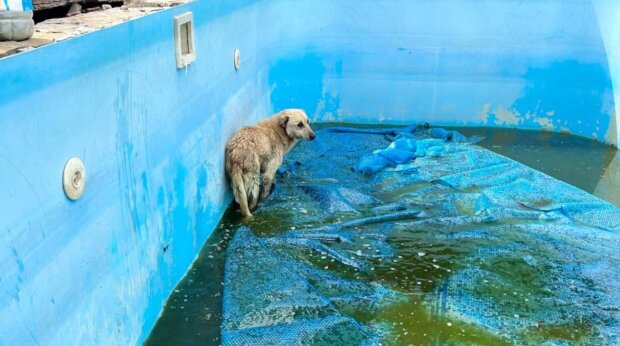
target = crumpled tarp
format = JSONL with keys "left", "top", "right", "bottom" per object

{"left": 221, "top": 126, "right": 620, "bottom": 345}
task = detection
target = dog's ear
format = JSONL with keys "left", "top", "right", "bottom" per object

{"left": 279, "top": 112, "right": 289, "bottom": 128}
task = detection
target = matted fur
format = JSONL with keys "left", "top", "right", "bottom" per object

{"left": 225, "top": 109, "right": 316, "bottom": 217}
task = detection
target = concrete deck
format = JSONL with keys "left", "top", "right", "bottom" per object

{"left": 0, "top": 1, "right": 189, "bottom": 58}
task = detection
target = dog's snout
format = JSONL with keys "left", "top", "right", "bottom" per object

{"left": 309, "top": 132, "right": 316, "bottom": 141}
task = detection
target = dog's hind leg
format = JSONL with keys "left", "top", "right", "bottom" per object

{"left": 231, "top": 168, "right": 252, "bottom": 217}
{"left": 245, "top": 172, "right": 260, "bottom": 210}
{"left": 260, "top": 157, "right": 282, "bottom": 199}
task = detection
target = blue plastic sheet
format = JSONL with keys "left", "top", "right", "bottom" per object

{"left": 222, "top": 126, "right": 620, "bottom": 345}
{"left": 221, "top": 227, "right": 374, "bottom": 345}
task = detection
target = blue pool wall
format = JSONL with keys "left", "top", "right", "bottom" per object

{"left": 0, "top": 0, "right": 619, "bottom": 344}
{"left": 0, "top": 1, "right": 275, "bottom": 344}
{"left": 268, "top": 0, "right": 619, "bottom": 146}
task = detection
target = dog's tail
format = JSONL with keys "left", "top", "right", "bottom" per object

{"left": 230, "top": 167, "right": 252, "bottom": 217}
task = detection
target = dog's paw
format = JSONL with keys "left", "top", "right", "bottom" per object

{"left": 268, "top": 183, "right": 277, "bottom": 197}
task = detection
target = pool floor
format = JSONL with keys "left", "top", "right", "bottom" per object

{"left": 145, "top": 125, "right": 618, "bottom": 345}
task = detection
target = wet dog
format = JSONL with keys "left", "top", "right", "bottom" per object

{"left": 225, "top": 109, "right": 316, "bottom": 217}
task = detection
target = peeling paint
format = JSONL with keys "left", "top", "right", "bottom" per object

{"left": 510, "top": 61, "right": 612, "bottom": 143}
{"left": 493, "top": 106, "right": 522, "bottom": 126}
{"left": 479, "top": 103, "right": 491, "bottom": 124}
{"left": 533, "top": 116, "right": 555, "bottom": 130}
{"left": 478, "top": 104, "right": 523, "bottom": 127}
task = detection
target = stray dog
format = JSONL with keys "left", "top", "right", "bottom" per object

{"left": 225, "top": 109, "right": 316, "bottom": 217}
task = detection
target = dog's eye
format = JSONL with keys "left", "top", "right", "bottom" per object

{"left": 297, "top": 122, "right": 304, "bottom": 128}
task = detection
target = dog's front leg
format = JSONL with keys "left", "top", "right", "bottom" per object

{"left": 261, "top": 158, "right": 280, "bottom": 199}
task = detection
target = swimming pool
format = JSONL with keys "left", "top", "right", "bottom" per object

{"left": 145, "top": 125, "right": 619, "bottom": 345}
{"left": 1, "top": 0, "right": 619, "bottom": 345}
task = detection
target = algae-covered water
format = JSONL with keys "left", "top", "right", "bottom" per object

{"left": 145, "top": 125, "right": 618, "bottom": 345}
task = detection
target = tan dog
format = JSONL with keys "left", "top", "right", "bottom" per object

{"left": 225, "top": 109, "right": 316, "bottom": 217}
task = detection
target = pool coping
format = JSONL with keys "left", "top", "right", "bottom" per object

{"left": 0, "top": 0, "right": 191, "bottom": 59}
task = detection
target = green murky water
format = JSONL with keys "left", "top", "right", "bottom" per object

{"left": 456, "top": 127, "right": 618, "bottom": 200}
{"left": 145, "top": 125, "right": 618, "bottom": 346}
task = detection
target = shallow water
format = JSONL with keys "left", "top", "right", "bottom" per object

{"left": 456, "top": 127, "right": 617, "bottom": 204}
{"left": 145, "top": 125, "right": 618, "bottom": 345}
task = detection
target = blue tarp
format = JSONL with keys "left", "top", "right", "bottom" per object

{"left": 221, "top": 126, "right": 620, "bottom": 345}
{"left": 221, "top": 227, "right": 374, "bottom": 345}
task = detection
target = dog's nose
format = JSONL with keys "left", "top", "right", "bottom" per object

{"left": 309, "top": 133, "right": 316, "bottom": 140}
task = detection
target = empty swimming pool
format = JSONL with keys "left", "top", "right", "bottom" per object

{"left": 1, "top": 1, "right": 620, "bottom": 345}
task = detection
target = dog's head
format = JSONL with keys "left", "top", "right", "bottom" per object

{"left": 279, "top": 109, "right": 316, "bottom": 141}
